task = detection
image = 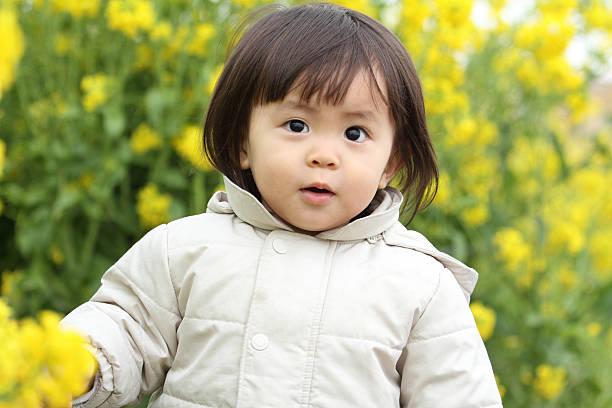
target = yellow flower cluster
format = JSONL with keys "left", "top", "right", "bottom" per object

{"left": 172, "top": 125, "right": 214, "bottom": 171}
{"left": 52, "top": 0, "right": 100, "bottom": 18}
{"left": 400, "top": 0, "right": 476, "bottom": 117}
{"left": 159, "top": 23, "right": 218, "bottom": 62}
{"left": 130, "top": 123, "right": 161, "bottom": 154}
{"left": 470, "top": 301, "right": 496, "bottom": 341}
{"left": 136, "top": 184, "right": 171, "bottom": 228}
{"left": 584, "top": 0, "right": 612, "bottom": 31}
{"left": 134, "top": 44, "right": 153, "bottom": 71}
{"left": 150, "top": 21, "right": 172, "bottom": 41}
{"left": 106, "top": 0, "right": 155, "bottom": 38}
{"left": 54, "top": 33, "right": 71, "bottom": 56}
{"left": 532, "top": 364, "right": 567, "bottom": 400}
{"left": 542, "top": 167, "right": 612, "bottom": 280}
{"left": 436, "top": 116, "right": 498, "bottom": 227}
{"left": 81, "top": 74, "right": 110, "bottom": 112}
{"left": 494, "top": 1, "right": 586, "bottom": 94}
{"left": 0, "top": 4, "right": 25, "bottom": 100}
{"left": 493, "top": 227, "right": 537, "bottom": 288}
{"left": 507, "top": 136, "right": 561, "bottom": 197}
{"left": 0, "top": 299, "right": 97, "bottom": 408}
{"left": 186, "top": 23, "right": 216, "bottom": 57}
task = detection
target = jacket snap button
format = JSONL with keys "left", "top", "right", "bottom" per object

{"left": 251, "top": 333, "right": 269, "bottom": 351}
{"left": 272, "top": 239, "right": 287, "bottom": 254}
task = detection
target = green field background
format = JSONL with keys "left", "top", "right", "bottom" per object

{"left": 1, "top": 0, "right": 611, "bottom": 406}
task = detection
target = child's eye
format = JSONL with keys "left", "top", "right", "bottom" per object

{"left": 285, "top": 119, "right": 309, "bottom": 133}
{"left": 345, "top": 127, "right": 367, "bottom": 142}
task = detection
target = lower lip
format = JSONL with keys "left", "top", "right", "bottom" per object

{"left": 300, "top": 189, "right": 335, "bottom": 205}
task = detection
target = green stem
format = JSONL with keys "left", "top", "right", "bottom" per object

{"left": 79, "top": 217, "right": 101, "bottom": 274}
{"left": 191, "top": 172, "right": 206, "bottom": 214}
{"left": 59, "top": 219, "right": 77, "bottom": 272}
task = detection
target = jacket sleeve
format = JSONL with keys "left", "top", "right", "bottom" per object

{"left": 398, "top": 266, "right": 503, "bottom": 408}
{"left": 61, "top": 224, "right": 181, "bottom": 407}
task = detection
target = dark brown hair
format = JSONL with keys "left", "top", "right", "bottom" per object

{"left": 203, "top": 2, "right": 438, "bottom": 224}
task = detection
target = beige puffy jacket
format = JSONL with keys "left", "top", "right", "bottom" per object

{"left": 62, "top": 177, "right": 502, "bottom": 408}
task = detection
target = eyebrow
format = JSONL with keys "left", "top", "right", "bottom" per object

{"left": 278, "top": 100, "right": 377, "bottom": 122}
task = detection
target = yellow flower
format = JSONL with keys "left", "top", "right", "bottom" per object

{"left": 558, "top": 266, "right": 578, "bottom": 289}
{"left": 583, "top": 1, "right": 612, "bottom": 31}
{"left": 546, "top": 219, "right": 585, "bottom": 255}
{"left": 461, "top": 204, "right": 490, "bottom": 227}
{"left": 78, "top": 172, "right": 94, "bottom": 190}
{"left": 130, "top": 123, "right": 161, "bottom": 154}
{"left": 106, "top": 0, "right": 156, "bottom": 38}
{"left": 134, "top": 44, "right": 153, "bottom": 71}
{"left": 400, "top": 0, "right": 431, "bottom": 37}
{"left": 54, "top": 33, "right": 72, "bottom": 55}
{"left": 504, "top": 335, "right": 520, "bottom": 349}
{"left": 540, "top": 301, "right": 566, "bottom": 319}
{"left": 151, "top": 21, "right": 172, "bottom": 41}
{"left": 52, "top": 0, "right": 100, "bottom": 18}
{"left": 0, "top": 5, "right": 25, "bottom": 100}
{"left": 587, "top": 322, "right": 601, "bottom": 337}
{"left": 172, "top": 125, "right": 214, "bottom": 171}
{"left": 81, "top": 74, "right": 110, "bottom": 111}
{"left": 186, "top": 23, "right": 216, "bottom": 57}
{"left": 514, "top": 16, "right": 574, "bottom": 61}
{"left": 0, "top": 300, "right": 97, "bottom": 407}
{"left": 470, "top": 301, "right": 496, "bottom": 341}
{"left": 435, "top": 0, "right": 473, "bottom": 28}
{"left": 49, "top": 244, "right": 64, "bottom": 265}
{"left": 0, "top": 138, "right": 5, "bottom": 180}
{"left": 533, "top": 364, "right": 567, "bottom": 400}
{"left": 433, "top": 171, "right": 451, "bottom": 208}
{"left": 590, "top": 230, "right": 612, "bottom": 281}
{"left": 136, "top": 184, "right": 171, "bottom": 228}
{"left": 162, "top": 24, "right": 189, "bottom": 61}
{"left": 1, "top": 270, "right": 22, "bottom": 297}
{"left": 494, "top": 227, "right": 532, "bottom": 270}
{"left": 232, "top": 0, "right": 261, "bottom": 9}
{"left": 446, "top": 117, "right": 477, "bottom": 146}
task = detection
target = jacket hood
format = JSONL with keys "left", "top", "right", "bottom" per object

{"left": 207, "top": 176, "right": 478, "bottom": 300}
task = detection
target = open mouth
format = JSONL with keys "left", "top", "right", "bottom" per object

{"left": 303, "top": 187, "right": 332, "bottom": 194}
{"left": 300, "top": 185, "right": 335, "bottom": 204}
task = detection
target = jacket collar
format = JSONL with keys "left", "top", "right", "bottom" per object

{"left": 206, "top": 176, "right": 403, "bottom": 241}
{"left": 207, "top": 176, "right": 478, "bottom": 300}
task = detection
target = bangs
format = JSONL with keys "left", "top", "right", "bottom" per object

{"left": 246, "top": 4, "right": 387, "bottom": 107}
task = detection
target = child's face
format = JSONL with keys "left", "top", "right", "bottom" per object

{"left": 240, "top": 70, "right": 399, "bottom": 232}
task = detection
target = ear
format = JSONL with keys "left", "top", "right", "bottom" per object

{"left": 239, "top": 142, "right": 250, "bottom": 170}
{"left": 378, "top": 153, "right": 402, "bottom": 189}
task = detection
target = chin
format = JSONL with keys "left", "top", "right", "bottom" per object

{"left": 293, "top": 220, "right": 347, "bottom": 233}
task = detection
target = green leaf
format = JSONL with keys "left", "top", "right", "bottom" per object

{"left": 103, "top": 106, "right": 126, "bottom": 138}
{"left": 52, "top": 189, "right": 80, "bottom": 219}
{"left": 16, "top": 208, "right": 53, "bottom": 256}
{"left": 157, "top": 169, "right": 188, "bottom": 189}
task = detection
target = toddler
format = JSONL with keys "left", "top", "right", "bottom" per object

{"left": 63, "top": 3, "right": 503, "bottom": 407}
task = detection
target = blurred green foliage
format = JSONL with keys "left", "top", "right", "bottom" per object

{"left": 1, "top": 0, "right": 611, "bottom": 407}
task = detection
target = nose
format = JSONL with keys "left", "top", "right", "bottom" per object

{"left": 307, "top": 141, "right": 339, "bottom": 169}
